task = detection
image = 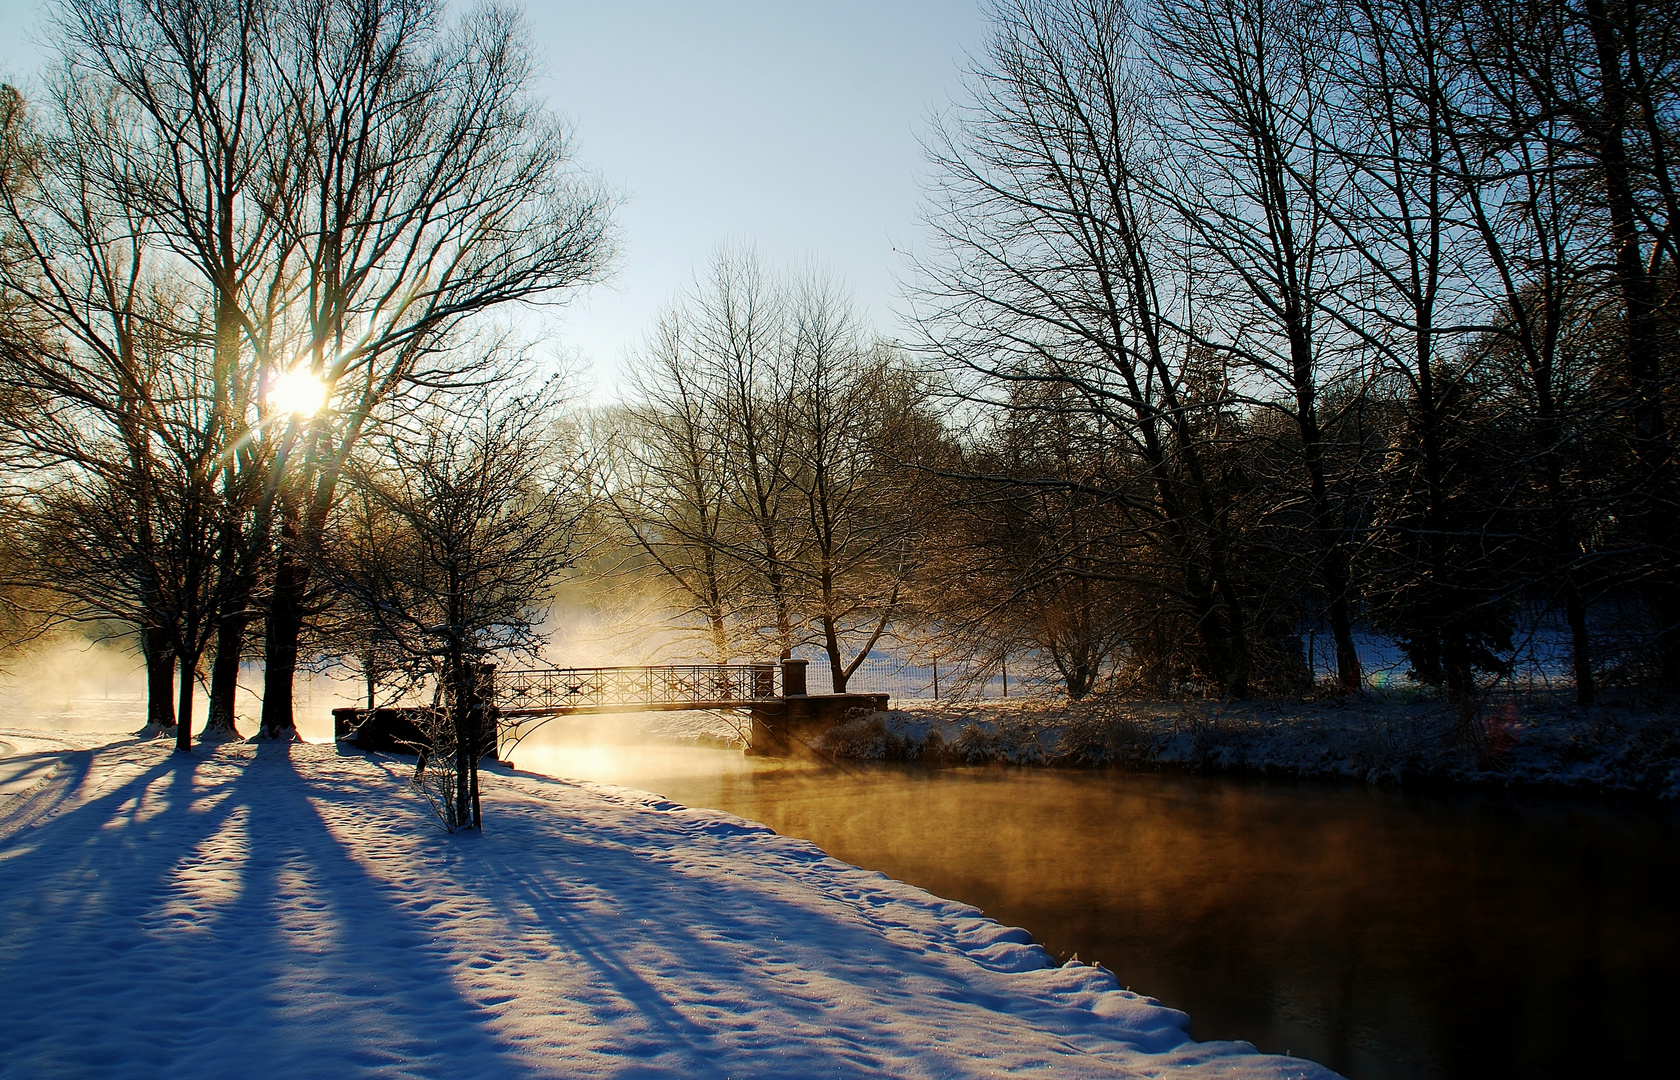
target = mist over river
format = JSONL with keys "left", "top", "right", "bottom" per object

{"left": 511, "top": 723, "right": 1680, "bottom": 1080}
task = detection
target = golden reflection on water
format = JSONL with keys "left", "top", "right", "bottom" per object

{"left": 510, "top": 725, "right": 1680, "bottom": 1080}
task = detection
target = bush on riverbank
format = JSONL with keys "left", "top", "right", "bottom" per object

{"left": 815, "top": 693, "right": 1680, "bottom": 800}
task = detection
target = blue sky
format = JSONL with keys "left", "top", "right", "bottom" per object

{"left": 0, "top": 0, "right": 990, "bottom": 399}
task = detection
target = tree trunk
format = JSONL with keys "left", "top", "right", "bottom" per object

{"left": 1212, "top": 573, "right": 1253, "bottom": 698}
{"left": 1417, "top": 364, "right": 1479, "bottom": 740}
{"left": 143, "top": 627, "right": 176, "bottom": 734}
{"left": 1327, "top": 594, "right": 1361, "bottom": 694}
{"left": 760, "top": 536, "right": 794, "bottom": 660}
{"left": 1564, "top": 577, "right": 1596, "bottom": 706}
{"left": 205, "top": 554, "right": 255, "bottom": 738}
{"left": 822, "top": 614, "right": 846, "bottom": 693}
{"left": 204, "top": 615, "right": 245, "bottom": 739}
{"left": 174, "top": 656, "right": 195, "bottom": 753}
{"left": 469, "top": 738, "right": 482, "bottom": 831}
{"left": 1291, "top": 332, "right": 1362, "bottom": 694}
{"left": 702, "top": 544, "right": 730, "bottom": 664}
{"left": 1058, "top": 644, "right": 1098, "bottom": 700}
{"left": 260, "top": 544, "right": 307, "bottom": 740}
{"left": 455, "top": 707, "right": 471, "bottom": 829}
{"left": 1182, "top": 572, "right": 1235, "bottom": 692}
{"left": 1545, "top": 450, "right": 1595, "bottom": 705}
{"left": 1583, "top": 0, "right": 1680, "bottom": 677}
{"left": 452, "top": 660, "right": 473, "bottom": 830}
{"left": 1133, "top": 403, "right": 1248, "bottom": 695}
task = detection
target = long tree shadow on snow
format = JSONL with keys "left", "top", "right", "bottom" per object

{"left": 443, "top": 772, "right": 1064, "bottom": 1079}
{"left": 201, "top": 741, "right": 543, "bottom": 1079}
{"left": 0, "top": 745, "right": 252, "bottom": 1072}
{"left": 0, "top": 741, "right": 542, "bottom": 1080}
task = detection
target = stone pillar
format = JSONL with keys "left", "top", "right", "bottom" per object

{"left": 780, "top": 658, "right": 808, "bottom": 696}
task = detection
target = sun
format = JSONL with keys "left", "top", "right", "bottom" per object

{"left": 269, "top": 368, "right": 329, "bottom": 418}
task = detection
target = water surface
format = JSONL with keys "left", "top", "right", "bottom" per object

{"left": 510, "top": 725, "right": 1680, "bottom": 1080}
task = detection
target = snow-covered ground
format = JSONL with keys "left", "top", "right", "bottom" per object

{"left": 0, "top": 740, "right": 62, "bottom": 796}
{"left": 0, "top": 730, "right": 1332, "bottom": 1079}
{"left": 818, "top": 693, "right": 1680, "bottom": 800}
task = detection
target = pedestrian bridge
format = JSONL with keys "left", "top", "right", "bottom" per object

{"left": 335, "top": 659, "right": 888, "bottom": 757}
{"left": 495, "top": 663, "right": 781, "bottom": 716}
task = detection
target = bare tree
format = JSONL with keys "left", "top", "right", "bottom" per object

{"left": 1148, "top": 0, "right": 1367, "bottom": 692}
{"left": 1455, "top": 0, "right": 1680, "bottom": 684}
{"left": 251, "top": 0, "right": 612, "bottom": 739}
{"left": 695, "top": 248, "right": 803, "bottom": 659}
{"left": 0, "top": 73, "right": 244, "bottom": 746}
{"left": 913, "top": 0, "right": 1262, "bottom": 694}
{"left": 324, "top": 381, "right": 592, "bottom": 830}
{"left": 50, "top": 0, "right": 303, "bottom": 740}
{"left": 781, "top": 276, "right": 923, "bottom": 691}
{"left": 46, "top": 0, "right": 613, "bottom": 742}
{"left": 0, "top": 86, "right": 61, "bottom": 669}
{"left": 920, "top": 387, "right": 1134, "bottom": 698}
{"left": 1308, "top": 0, "right": 1504, "bottom": 728}
{"left": 610, "top": 309, "right": 747, "bottom": 662}
{"left": 612, "top": 251, "right": 931, "bottom": 687}
{"left": 1426, "top": 6, "right": 1610, "bottom": 702}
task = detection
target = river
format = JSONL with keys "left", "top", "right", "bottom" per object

{"left": 509, "top": 726, "right": 1680, "bottom": 1080}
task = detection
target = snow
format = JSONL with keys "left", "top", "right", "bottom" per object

{"left": 0, "top": 729, "right": 91, "bottom": 798}
{"left": 0, "top": 732, "right": 1334, "bottom": 1079}
{"left": 0, "top": 743, "right": 61, "bottom": 796}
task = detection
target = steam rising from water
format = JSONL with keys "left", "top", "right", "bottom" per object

{"left": 0, "top": 639, "right": 147, "bottom": 734}
{"left": 0, "top": 638, "right": 366, "bottom": 742}
{"left": 0, "top": 597, "right": 718, "bottom": 745}
{"left": 535, "top": 592, "right": 737, "bottom": 669}
{"left": 504, "top": 711, "right": 750, "bottom": 785}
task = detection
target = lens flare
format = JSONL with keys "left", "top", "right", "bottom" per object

{"left": 269, "top": 369, "right": 329, "bottom": 417}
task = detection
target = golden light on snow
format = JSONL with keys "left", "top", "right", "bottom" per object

{"left": 269, "top": 368, "right": 329, "bottom": 417}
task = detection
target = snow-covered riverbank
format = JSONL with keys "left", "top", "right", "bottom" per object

{"left": 816, "top": 694, "right": 1680, "bottom": 800}
{"left": 0, "top": 732, "right": 1331, "bottom": 1078}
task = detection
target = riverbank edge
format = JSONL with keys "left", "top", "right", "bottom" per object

{"left": 810, "top": 696, "right": 1680, "bottom": 803}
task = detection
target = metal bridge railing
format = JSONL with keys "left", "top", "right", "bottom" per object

{"left": 495, "top": 664, "right": 779, "bottom": 714}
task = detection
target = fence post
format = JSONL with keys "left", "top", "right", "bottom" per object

{"left": 1002, "top": 655, "right": 1008, "bottom": 698}
{"left": 933, "top": 659, "right": 939, "bottom": 701}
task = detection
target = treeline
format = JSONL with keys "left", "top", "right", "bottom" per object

{"left": 603, "top": 249, "right": 939, "bottom": 692}
{"left": 610, "top": 0, "right": 1680, "bottom": 726}
{"left": 3, "top": 0, "right": 1678, "bottom": 746}
{"left": 914, "top": 0, "right": 1680, "bottom": 723}
{"left": 0, "top": 0, "right": 610, "bottom": 765}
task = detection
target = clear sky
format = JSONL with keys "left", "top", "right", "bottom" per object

{"left": 0, "top": 0, "right": 991, "bottom": 400}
